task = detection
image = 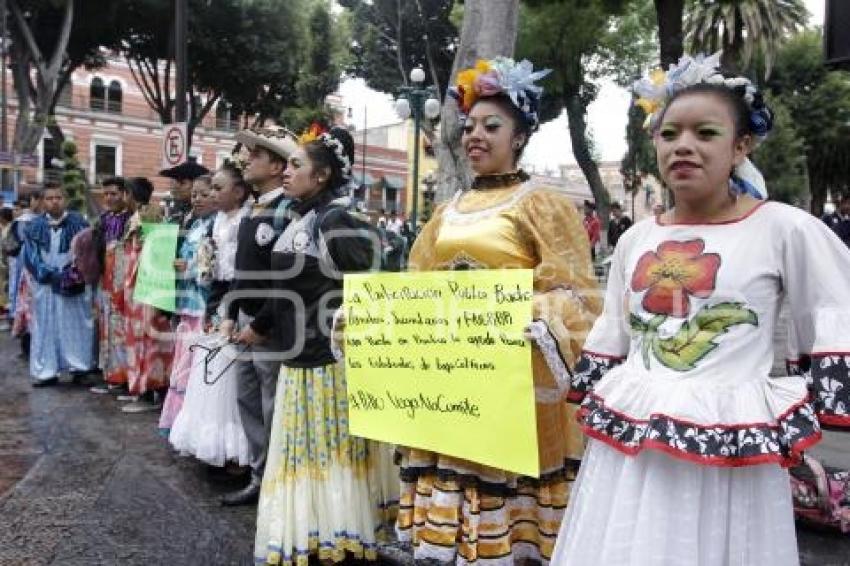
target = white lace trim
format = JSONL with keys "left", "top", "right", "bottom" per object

{"left": 442, "top": 181, "right": 541, "bottom": 226}
{"left": 527, "top": 319, "right": 572, "bottom": 394}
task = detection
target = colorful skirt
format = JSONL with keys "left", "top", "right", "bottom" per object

{"left": 254, "top": 363, "right": 398, "bottom": 565}
{"left": 159, "top": 315, "right": 204, "bottom": 433}
{"left": 396, "top": 354, "right": 583, "bottom": 565}
{"left": 98, "top": 245, "right": 129, "bottom": 385}
{"left": 123, "top": 244, "right": 172, "bottom": 396}
{"left": 551, "top": 439, "right": 799, "bottom": 566}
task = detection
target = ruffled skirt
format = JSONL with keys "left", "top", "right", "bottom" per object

{"left": 158, "top": 315, "right": 203, "bottom": 433}
{"left": 552, "top": 439, "right": 799, "bottom": 566}
{"left": 254, "top": 363, "right": 397, "bottom": 565}
{"left": 169, "top": 334, "right": 251, "bottom": 466}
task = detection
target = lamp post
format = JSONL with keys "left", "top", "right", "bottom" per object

{"left": 394, "top": 67, "right": 440, "bottom": 232}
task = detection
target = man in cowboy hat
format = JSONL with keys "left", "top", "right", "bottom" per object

{"left": 219, "top": 125, "right": 297, "bottom": 506}
{"left": 159, "top": 157, "right": 209, "bottom": 226}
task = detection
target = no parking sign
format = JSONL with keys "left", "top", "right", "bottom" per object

{"left": 161, "top": 122, "right": 187, "bottom": 169}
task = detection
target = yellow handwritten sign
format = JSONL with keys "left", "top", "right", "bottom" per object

{"left": 343, "top": 269, "right": 538, "bottom": 477}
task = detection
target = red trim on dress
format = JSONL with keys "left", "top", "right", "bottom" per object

{"left": 580, "top": 419, "right": 822, "bottom": 469}
{"left": 655, "top": 200, "right": 768, "bottom": 227}
{"left": 818, "top": 413, "right": 850, "bottom": 427}
{"left": 566, "top": 390, "right": 585, "bottom": 404}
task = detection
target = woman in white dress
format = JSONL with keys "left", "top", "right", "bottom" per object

{"left": 552, "top": 53, "right": 850, "bottom": 565}
{"left": 168, "top": 164, "right": 253, "bottom": 466}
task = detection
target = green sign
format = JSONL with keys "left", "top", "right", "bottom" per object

{"left": 133, "top": 223, "right": 178, "bottom": 312}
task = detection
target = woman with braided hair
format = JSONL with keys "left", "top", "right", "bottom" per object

{"left": 253, "top": 126, "right": 396, "bottom": 565}
{"left": 552, "top": 53, "right": 850, "bottom": 565}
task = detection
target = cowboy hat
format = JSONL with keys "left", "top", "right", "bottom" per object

{"left": 159, "top": 158, "right": 209, "bottom": 181}
{"left": 235, "top": 125, "right": 298, "bottom": 161}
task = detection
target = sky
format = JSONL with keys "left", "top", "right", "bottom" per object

{"left": 338, "top": 0, "right": 826, "bottom": 171}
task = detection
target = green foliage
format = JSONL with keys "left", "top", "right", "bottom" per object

{"left": 339, "top": 0, "right": 458, "bottom": 97}
{"left": 685, "top": 0, "right": 808, "bottom": 75}
{"left": 621, "top": 101, "right": 659, "bottom": 194}
{"left": 60, "top": 140, "right": 87, "bottom": 213}
{"left": 761, "top": 30, "right": 850, "bottom": 212}
{"left": 750, "top": 95, "right": 807, "bottom": 205}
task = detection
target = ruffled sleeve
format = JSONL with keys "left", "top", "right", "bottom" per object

{"left": 515, "top": 188, "right": 602, "bottom": 394}
{"left": 566, "top": 230, "right": 631, "bottom": 403}
{"left": 784, "top": 212, "right": 850, "bottom": 429}
{"left": 319, "top": 207, "right": 380, "bottom": 274}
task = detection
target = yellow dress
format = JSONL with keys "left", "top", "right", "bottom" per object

{"left": 396, "top": 173, "right": 601, "bottom": 564}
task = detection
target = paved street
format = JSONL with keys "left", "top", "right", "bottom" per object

{"left": 1, "top": 329, "right": 849, "bottom": 565}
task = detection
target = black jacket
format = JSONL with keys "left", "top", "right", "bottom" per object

{"left": 258, "top": 191, "right": 377, "bottom": 368}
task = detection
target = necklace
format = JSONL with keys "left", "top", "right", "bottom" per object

{"left": 471, "top": 170, "right": 530, "bottom": 190}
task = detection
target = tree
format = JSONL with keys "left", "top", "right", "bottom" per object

{"left": 431, "top": 0, "right": 520, "bottom": 202}
{"left": 750, "top": 95, "right": 807, "bottom": 205}
{"left": 119, "top": 0, "right": 307, "bottom": 143}
{"left": 8, "top": 0, "right": 123, "bottom": 154}
{"left": 339, "top": 0, "right": 458, "bottom": 98}
{"left": 59, "top": 140, "right": 89, "bottom": 214}
{"left": 654, "top": 0, "right": 684, "bottom": 67}
{"left": 281, "top": 1, "right": 346, "bottom": 132}
{"left": 764, "top": 30, "right": 850, "bottom": 215}
{"left": 621, "top": 102, "right": 659, "bottom": 201}
{"left": 685, "top": 0, "right": 808, "bottom": 75}
{"left": 517, "top": 0, "right": 655, "bottom": 234}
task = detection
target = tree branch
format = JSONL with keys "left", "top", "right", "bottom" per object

{"left": 8, "top": 0, "right": 45, "bottom": 73}
{"left": 45, "top": 0, "right": 74, "bottom": 80}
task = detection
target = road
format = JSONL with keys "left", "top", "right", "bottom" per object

{"left": 1, "top": 328, "right": 848, "bottom": 565}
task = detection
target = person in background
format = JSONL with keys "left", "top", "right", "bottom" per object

{"left": 206, "top": 163, "right": 252, "bottom": 320}
{"left": 376, "top": 207, "right": 387, "bottom": 229}
{"left": 90, "top": 177, "right": 133, "bottom": 395}
{"left": 10, "top": 191, "right": 44, "bottom": 358}
{"left": 218, "top": 126, "right": 296, "bottom": 506}
{"left": 607, "top": 201, "right": 633, "bottom": 249}
{"left": 158, "top": 175, "right": 216, "bottom": 434}
{"left": 159, "top": 158, "right": 210, "bottom": 227}
{"left": 386, "top": 209, "right": 403, "bottom": 234}
{"left": 583, "top": 199, "right": 601, "bottom": 260}
{"left": 121, "top": 177, "right": 172, "bottom": 413}
{"left": 822, "top": 192, "right": 850, "bottom": 248}
{"left": 23, "top": 183, "right": 94, "bottom": 387}
{"left": 652, "top": 202, "right": 666, "bottom": 216}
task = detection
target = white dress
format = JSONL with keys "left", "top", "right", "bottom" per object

{"left": 553, "top": 201, "right": 850, "bottom": 566}
{"left": 168, "top": 334, "right": 252, "bottom": 466}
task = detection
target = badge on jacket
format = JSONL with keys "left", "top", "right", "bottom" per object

{"left": 255, "top": 222, "right": 275, "bottom": 246}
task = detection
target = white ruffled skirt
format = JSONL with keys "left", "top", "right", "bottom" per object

{"left": 552, "top": 440, "right": 799, "bottom": 566}
{"left": 169, "top": 335, "right": 251, "bottom": 467}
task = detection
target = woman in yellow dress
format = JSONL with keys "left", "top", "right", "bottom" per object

{"left": 396, "top": 58, "right": 601, "bottom": 564}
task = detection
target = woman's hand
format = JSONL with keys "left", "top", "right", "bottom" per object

{"left": 219, "top": 319, "right": 235, "bottom": 341}
{"left": 173, "top": 259, "right": 187, "bottom": 272}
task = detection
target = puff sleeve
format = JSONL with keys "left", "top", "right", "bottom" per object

{"left": 514, "top": 188, "right": 602, "bottom": 395}
{"left": 407, "top": 202, "right": 448, "bottom": 272}
{"left": 783, "top": 212, "right": 850, "bottom": 429}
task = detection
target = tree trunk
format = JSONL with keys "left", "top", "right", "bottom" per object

{"left": 654, "top": 0, "right": 684, "bottom": 68}
{"left": 564, "top": 93, "right": 610, "bottom": 243}
{"left": 433, "top": 0, "right": 520, "bottom": 204}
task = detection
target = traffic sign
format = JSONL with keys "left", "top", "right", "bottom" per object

{"left": 161, "top": 122, "right": 188, "bottom": 169}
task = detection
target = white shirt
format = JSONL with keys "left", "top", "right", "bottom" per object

{"left": 213, "top": 205, "right": 250, "bottom": 281}
{"left": 386, "top": 218, "right": 403, "bottom": 234}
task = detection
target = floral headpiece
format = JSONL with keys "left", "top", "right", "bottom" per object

{"left": 633, "top": 52, "right": 773, "bottom": 141}
{"left": 633, "top": 52, "right": 773, "bottom": 199}
{"left": 449, "top": 57, "right": 551, "bottom": 131}
{"left": 298, "top": 122, "right": 328, "bottom": 145}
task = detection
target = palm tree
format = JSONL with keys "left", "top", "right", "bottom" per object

{"left": 684, "top": 0, "right": 808, "bottom": 76}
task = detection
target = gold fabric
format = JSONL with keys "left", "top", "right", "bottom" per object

{"left": 399, "top": 180, "right": 600, "bottom": 563}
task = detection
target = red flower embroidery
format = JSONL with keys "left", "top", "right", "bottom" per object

{"left": 631, "top": 239, "right": 720, "bottom": 317}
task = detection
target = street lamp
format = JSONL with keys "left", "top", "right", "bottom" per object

{"left": 394, "top": 67, "right": 440, "bottom": 232}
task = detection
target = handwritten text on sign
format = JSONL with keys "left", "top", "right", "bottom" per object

{"left": 343, "top": 270, "right": 538, "bottom": 477}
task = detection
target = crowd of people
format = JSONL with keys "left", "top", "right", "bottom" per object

{"left": 1, "top": 51, "right": 849, "bottom": 566}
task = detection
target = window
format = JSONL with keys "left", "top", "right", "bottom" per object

{"left": 90, "top": 140, "right": 122, "bottom": 183}
{"left": 90, "top": 77, "right": 105, "bottom": 111}
{"left": 384, "top": 187, "right": 398, "bottom": 211}
{"left": 107, "top": 80, "right": 122, "bottom": 113}
{"left": 216, "top": 100, "right": 235, "bottom": 130}
{"left": 42, "top": 136, "right": 60, "bottom": 171}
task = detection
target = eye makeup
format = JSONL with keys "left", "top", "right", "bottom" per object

{"left": 483, "top": 115, "right": 504, "bottom": 131}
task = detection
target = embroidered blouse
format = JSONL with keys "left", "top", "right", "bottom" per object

{"left": 569, "top": 201, "right": 850, "bottom": 467}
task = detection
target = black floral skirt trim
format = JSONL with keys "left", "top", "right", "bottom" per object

{"left": 577, "top": 393, "right": 822, "bottom": 468}
{"left": 789, "top": 352, "right": 850, "bottom": 429}
{"left": 567, "top": 350, "right": 625, "bottom": 404}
